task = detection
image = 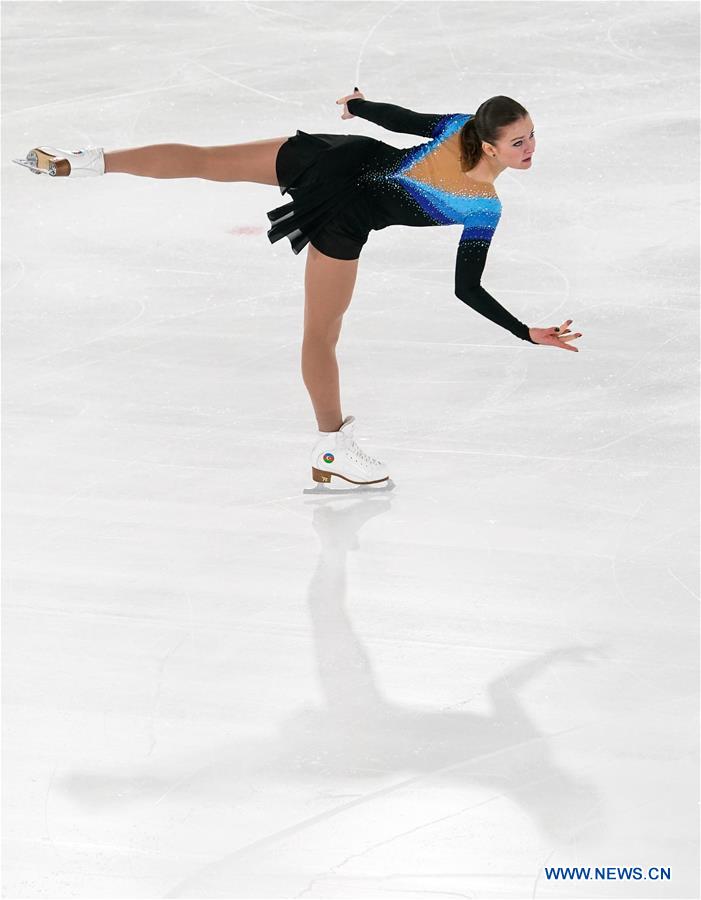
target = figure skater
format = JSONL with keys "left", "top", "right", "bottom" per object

{"left": 13, "top": 89, "right": 582, "bottom": 486}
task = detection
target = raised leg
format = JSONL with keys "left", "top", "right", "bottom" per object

{"left": 302, "top": 243, "right": 359, "bottom": 433}
{"left": 103, "top": 136, "right": 290, "bottom": 184}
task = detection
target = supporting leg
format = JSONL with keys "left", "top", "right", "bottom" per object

{"left": 301, "top": 243, "right": 359, "bottom": 433}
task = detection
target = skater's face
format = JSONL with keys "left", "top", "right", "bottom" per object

{"left": 486, "top": 115, "right": 536, "bottom": 169}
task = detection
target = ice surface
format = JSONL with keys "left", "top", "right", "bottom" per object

{"left": 2, "top": 2, "right": 699, "bottom": 898}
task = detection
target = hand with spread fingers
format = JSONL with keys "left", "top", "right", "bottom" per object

{"left": 336, "top": 87, "right": 365, "bottom": 119}
{"left": 528, "top": 319, "right": 583, "bottom": 352}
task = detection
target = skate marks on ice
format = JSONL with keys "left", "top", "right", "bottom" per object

{"left": 59, "top": 492, "right": 605, "bottom": 898}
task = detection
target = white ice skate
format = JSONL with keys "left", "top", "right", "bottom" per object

{"left": 310, "top": 415, "right": 390, "bottom": 486}
{"left": 12, "top": 146, "right": 105, "bottom": 177}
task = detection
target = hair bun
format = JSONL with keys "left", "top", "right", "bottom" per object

{"left": 460, "top": 96, "right": 528, "bottom": 169}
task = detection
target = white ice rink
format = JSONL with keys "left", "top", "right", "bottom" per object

{"left": 2, "top": 1, "right": 699, "bottom": 897}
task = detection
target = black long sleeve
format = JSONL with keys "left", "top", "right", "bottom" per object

{"left": 346, "top": 97, "right": 447, "bottom": 138}
{"left": 455, "top": 238, "right": 533, "bottom": 342}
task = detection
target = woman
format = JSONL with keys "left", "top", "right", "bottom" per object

{"left": 14, "top": 89, "right": 582, "bottom": 486}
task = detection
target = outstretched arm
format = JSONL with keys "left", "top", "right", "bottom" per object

{"left": 345, "top": 97, "right": 449, "bottom": 139}
{"left": 455, "top": 232, "right": 534, "bottom": 343}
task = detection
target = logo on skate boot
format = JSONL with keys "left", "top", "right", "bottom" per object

{"left": 323, "top": 453, "right": 334, "bottom": 464}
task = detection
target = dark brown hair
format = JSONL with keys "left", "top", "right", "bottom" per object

{"left": 459, "top": 95, "right": 530, "bottom": 170}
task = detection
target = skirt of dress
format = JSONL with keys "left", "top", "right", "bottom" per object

{"left": 267, "top": 130, "right": 380, "bottom": 260}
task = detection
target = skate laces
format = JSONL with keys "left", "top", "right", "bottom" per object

{"left": 346, "top": 436, "right": 381, "bottom": 468}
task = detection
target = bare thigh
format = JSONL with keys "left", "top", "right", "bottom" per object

{"left": 304, "top": 243, "right": 359, "bottom": 342}
{"left": 202, "top": 136, "right": 290, "bottom": 184}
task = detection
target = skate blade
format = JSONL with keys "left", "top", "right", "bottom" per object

{"left": 12, "top": 157, "right": 45, "bottom": 175}
{"left": 303, "top": 478, "right": 395, "bottom": 495}
{"left": 12, "top": 150, "right": 70, "bottom": 176}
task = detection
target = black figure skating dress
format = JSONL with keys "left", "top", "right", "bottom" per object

{"left": 266, "top": 98, "right": 533, "bottom": 343}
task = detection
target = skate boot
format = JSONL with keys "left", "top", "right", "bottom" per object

{"left": 12, "top": 146, "right": 105, "bottom": 177}
{"left": 310, "top": 415, "right": 390, "bottom": 486}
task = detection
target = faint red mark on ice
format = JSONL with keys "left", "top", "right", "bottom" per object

{"left": 227, "top": 225, "right": 265, "bottom": 236}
